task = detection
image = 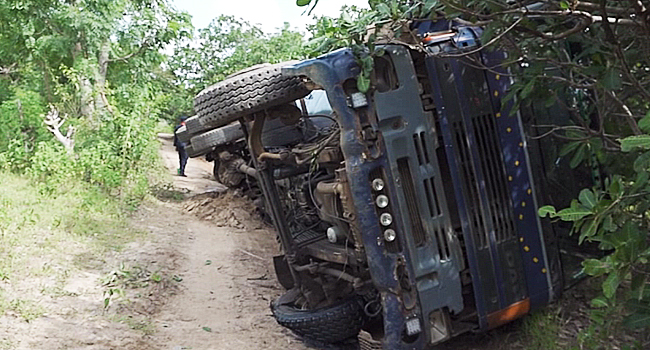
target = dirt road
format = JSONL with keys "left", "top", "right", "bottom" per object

{"left": 144, "top": 134, "right": 307, "bottom": 349}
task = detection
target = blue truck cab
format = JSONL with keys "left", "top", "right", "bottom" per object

{"left": 184, "top": 19, "right": 563, "bottom": 350}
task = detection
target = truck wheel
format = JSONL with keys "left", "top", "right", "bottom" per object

{"left": 175, "top": 125, "right": 190, "bottom": 144}
{"left": 271, "top": 290, "right": 365, "bottom": 344}
{"left": 184, "top": 115, "right": 204, "bottom": 135}
{"left": 194, "top": 62, "right": 310, "bottom": 129}
{"left": 189, "top": 123, "right": 244, "bottom": 155}
{"left": 185, "top": 144, "right": 202, "bottom": 158}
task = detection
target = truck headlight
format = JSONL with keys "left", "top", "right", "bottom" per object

{"left": 376, "top": 195, "right": 389, "bottom": 208}
{"left": 384, "top": 229, "right": 396, "bottom": 242}
{"left": 380, "top": 213, "right": 393, "bottom": 226}
{"left": 372, "top": 178, "right": 385, "bottom": 191}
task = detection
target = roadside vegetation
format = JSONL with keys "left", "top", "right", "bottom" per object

{"left": 0, "top": 0, "right": 310, "bottom": 345}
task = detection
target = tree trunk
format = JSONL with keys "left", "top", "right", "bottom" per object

{"left": 73, "top": 42, "right": 95, "bottom": 120}
{"left": 94, "top": 40, "right": 110, "bottom": 112}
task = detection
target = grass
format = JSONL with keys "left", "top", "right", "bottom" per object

{"left": 520, "top": 309, "right": 562, "bottom": 350}
{"left": 0, "top": 171, "right": 147, "bottom": 320}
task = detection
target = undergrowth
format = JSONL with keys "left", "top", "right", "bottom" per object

{"left": 0, "top": 171, "right": 147, "bottom": 322}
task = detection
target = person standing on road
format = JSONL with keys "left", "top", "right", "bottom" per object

{"left": 174, "top": 116, "right": 188, "bottom": 177}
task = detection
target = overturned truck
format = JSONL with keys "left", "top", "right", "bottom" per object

{"left": 176, "top": 19, "right": 563, "bottom": 350}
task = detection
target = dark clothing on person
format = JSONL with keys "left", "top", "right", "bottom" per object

{"left": 174, "top": 122, "right": 188, "bottom": 176}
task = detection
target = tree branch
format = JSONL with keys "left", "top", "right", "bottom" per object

{"left": 600, "top": 2, "right": 650, "bottom": 101}
{"left": 107, "top": 42, "right": 150, "bottom": 63}
{"left": 438, "top": 17, "right": 524, "bottom": 57}
{"left": 603, "top": 89, "right": 643, "bottom": 135}
{"left": 43, "top": 106, "right": 75, "bottom": 153}
{"left": 0, "top": 63, "right": 17, "bottom": 76}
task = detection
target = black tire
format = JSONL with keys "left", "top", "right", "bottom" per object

{"left": 186, "top": 144, "right": 203, "bottom": 158}
{"left": 213, "top": 159, "right": 220, "bottom": 181}
{"left": 271, "top": 290, "right": 365, "bottom": 344}
{"left": 189, "top": 123, "right": 244, "bottom": 155}
{"left": 176, "top": 125, "right": 190, "bottom": 144}
{"left": 185, "top": 115, "right": 204, "bottom": 135}
{"left": 194, "top": 62, "right": 310, "bottom": 129}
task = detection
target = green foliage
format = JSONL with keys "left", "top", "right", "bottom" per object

{"left": 170, "top": 16, "right": 310, "bottom": 98}
{"left": 539, "top": 175, "right": 650, "bottom": 330}
{"left": 0, "top": 89, "right": 48, "bottom": 156}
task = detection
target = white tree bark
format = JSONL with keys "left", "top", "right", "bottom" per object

{"left": 44, "top": 106, "right": 75, "bottom": 154}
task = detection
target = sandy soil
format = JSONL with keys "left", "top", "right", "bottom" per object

{"left": 129, "top": 134, "right": 308, "bottom": 350}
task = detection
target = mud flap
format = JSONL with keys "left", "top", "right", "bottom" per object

{"left": 273, "top": 255, "right": 294, "bottom": 290}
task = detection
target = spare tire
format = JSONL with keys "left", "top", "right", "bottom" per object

{"left": 184, "top": 115, "right": 204, "bottom": 135}
{"left": 194, "top": 62, "right": 310, "bottom": 129}
{"left": 185, "top": 144, "right": 202, "bottom": 158}
{"left": 175, "top": 125, "right": 190, "bottom": 144}
{"left": 271, "top": 289, "right": 365, "bottom": 344}
{"left": 189, "top": 123, "right": 244, "bottom": 155}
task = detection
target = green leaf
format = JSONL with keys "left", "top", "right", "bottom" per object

{"left": 623, "top": 310, "right": 650, "bottom": 329}
{"left": 520, "top": 79, "right": 535, "bottom": 100}
{"left": 556, "top": 207, "right": 591, "bottom": 221}
{"left": 608, "top": 177, "right": 623, "bottom": 198}
{"left": 375, "top": 3, "right": 391, "bottom": 17}
{"left": 631, "top": 275, "right": 647, "bottom": 301}
{"left": 579, "top": 219, "right": 598, "bottom": 244}
{"left": 602, "top": 69, "right": 622, "bottom": 90}
{"left": 559, "top": 1, "right": 570, "bottom": 9}
{"left": 578, "top": 188, "right": 597, "bottom": 209}
{"left": 296, "top": 0, "right": 311, "bottom": 6}
{"left": 633, "top": 151, "right": 650, "bottom": 172}
{"left": 202, "top": 326, "right": 212, "bottom": 332}
{"left": 357, "top": 73, "right": 370, "bottom": 93}
{"left": 423, "top": 0, "right": 439, "bottom": 13}
{"left": 620, "top": 135, "right": 650, "bottom": 152}
{"left": 151, "top": 273, "right": 162, "bottom": 282}
{"left": 582, "top": 259, "right": 609, "bottom": 277}
{"left": 570, "top": 144, "right": 587, "bottom": 168}
{"left": 603, "top": 271, "right": 622, "bottom": 299}
{"left": 559, "top": 141, "right": 582, "bottom": 157}
{"left": 638, "top": 110, "right": 650, "bottom": 133}
{"left": 538, "top": 205, "right": 557, "bottom": 218}
{"left": 591, "top": 296, "right": 609, "bottom": 308}
{"left": 603, "top": 215, "right": 617, "bottom": 232}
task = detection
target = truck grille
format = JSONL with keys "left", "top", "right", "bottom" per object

{"left": 471, "top": 114, "right": 516, "bottom": 243}
{"left": 397, "top": 158, "right": 427, "bottom": 247}
{"left": 452, "top": 121, "right": 489, "bottom": 249}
